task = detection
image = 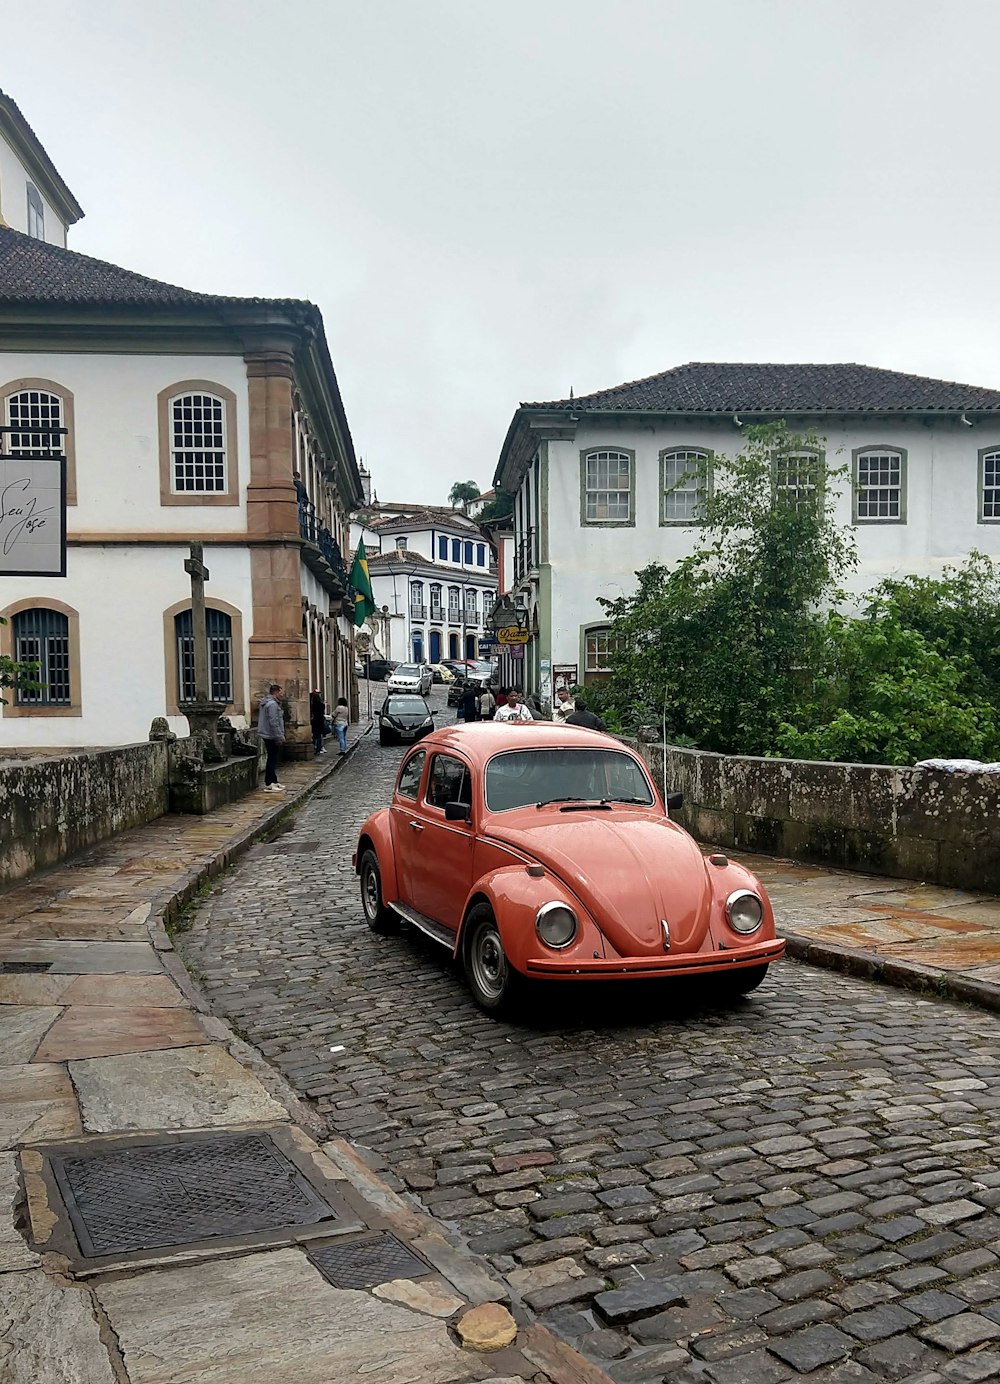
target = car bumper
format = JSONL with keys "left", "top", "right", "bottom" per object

{"left": 524, "top": 937, "right": 785, "bottom": 980}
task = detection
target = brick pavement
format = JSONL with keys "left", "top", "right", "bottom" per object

{"left": 179, "top": 717, "right": 1000, "bottom": 1384}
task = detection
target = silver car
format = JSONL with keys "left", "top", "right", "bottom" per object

{"left": 386, "top": 662, "right": 433, "bottom": 696}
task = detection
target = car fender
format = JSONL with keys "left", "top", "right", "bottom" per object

{"left": 704, "top": 855, "right": 778, "bottom": 947}
{"left": 354, "top": 809, "right": 400, "bottom": 903}
{"left": 456, "top": 864, "right": 606, "bottom": 975}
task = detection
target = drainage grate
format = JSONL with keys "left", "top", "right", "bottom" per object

{"left": 308, "top": 1233, "right": 429, "bottom": 1289}
{"left": 0, "top": 961, "right": 53, "bottom": 974}
{"left": 282, "top": 840, "right": 324, "bottom": 853}
{"left": 49, "top": 1132, "right": 338, "bottom": 1257}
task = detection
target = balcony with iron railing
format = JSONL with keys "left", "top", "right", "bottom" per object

{"left": 464, "top": 607, "right": 479, "bottom": 627}
{"left": 410, "top": 603, "right": 428, "bottom": 620}
{"left": 298, "top": 496, "right": 349, "bottom": 600}
{"left": 430, "top": 604, "right": 445, "bottom": 623}
{"left": 514, "top": 526, "right": 538, "bottom": 582}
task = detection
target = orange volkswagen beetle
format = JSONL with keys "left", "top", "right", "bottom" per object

{"left": 354, "top": 723, "right": 784, "bottom": 1014}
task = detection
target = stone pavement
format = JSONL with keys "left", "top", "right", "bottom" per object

{"left": 176, "top": 718, "right": 1000, "bottom": 1384}
{"left": 0, "top": 720, "right": 605, "bottom": 1384}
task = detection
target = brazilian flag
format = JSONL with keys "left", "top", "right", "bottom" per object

{"left": 350, "top": 539, "right": 376, "bottom": 629}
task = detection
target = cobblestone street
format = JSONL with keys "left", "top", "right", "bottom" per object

{"left": 179, "top": 698, "right": 1000, "bottom": 1384}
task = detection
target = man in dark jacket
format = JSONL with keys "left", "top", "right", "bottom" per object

{"left": 309, "top": 689, "right": 326, "bottom": 756}
{"left": 459, "top": 681, "right": 481, "bottom": 723}
{"left": 257, "top": 684, "right": 286, "bottom": 791}
{"left": 565, "top": 695, "right": 607, "bottom": 732}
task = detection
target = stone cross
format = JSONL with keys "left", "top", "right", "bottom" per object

{"left": 183, "top": 542, "right": 210, "bottom": 704}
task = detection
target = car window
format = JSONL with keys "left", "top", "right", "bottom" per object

{"left": 395, "top": 665, "right": 420, "bottom": 676}
{"left": 484, "top": 748, "right": 655, "bottom": 812}
{"left": 397, "top": 749, "right": 427, "bottom": 799}
{"left": 425, "top": 754, "right": 473, "bottom": 811}
{"left": 384, "top": 696, "right": 427, "bottom": 715}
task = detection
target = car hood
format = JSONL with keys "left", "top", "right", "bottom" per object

{"left": 383, "top": 711, "right": 429, "bottom": 727}
{"left": 484, "top": 810, "right": 713, "bottom": 956}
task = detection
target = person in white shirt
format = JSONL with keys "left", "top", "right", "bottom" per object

{"left": 553, "top": 686, "right": 576, "bottom": 722}
{"left": 495, "top": 690, "right": 534, "bottom": 722}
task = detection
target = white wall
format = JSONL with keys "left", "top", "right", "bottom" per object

{"left": 0, "top": 544, "right": 253, "bottom": 746}
{"left": 0, "top": 135, "right": 68, "bottom": 245}
{"left": 0, "top": 351, "right": 250, "bottom": 530}
{"left": 540, "top": 417, "right": 1000, "bottom": 673}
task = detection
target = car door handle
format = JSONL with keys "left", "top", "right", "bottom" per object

{"left": 409, "top": 820, "right": 424, "bottom": 831}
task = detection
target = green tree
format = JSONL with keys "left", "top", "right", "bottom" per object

{"left": 448, "top": 480, "right": 481, "bottom": 507}
{"left": 595, "top": 422, "right": 855, "bottom": 753}
{"left": 476, "top": 489, "right": 515, "bottom": 523}
{"left": 0, "top": 616, "right": 42, "bottom": 706}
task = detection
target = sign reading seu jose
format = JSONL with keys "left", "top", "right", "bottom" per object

{"left": 0, "top": 457, "right": 67, "bottom": 577}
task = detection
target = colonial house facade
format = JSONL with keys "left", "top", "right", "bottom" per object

{"left": 351, "top": 504, "right": 496, "bottom": 664}
{"left": 494, "top": 362, "right": 1000, "bottom": 705}
{"left": 0, "top": 93, "right": 362, "bottom": 748}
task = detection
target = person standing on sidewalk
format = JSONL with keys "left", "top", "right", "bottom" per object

{"left": 553, "top": 686, "right": 576, "bottom": 722}
{"left": 333, "top": 697, "right": 350, "bottom": 754}
{"left": 257, "top": 684, "right": 286, "bottom": 792}
{"left": 495, "top": 690, "right": 534, "bottom": 722}
{"left": 310, "top": 688, "right": 326, "bottom": 756}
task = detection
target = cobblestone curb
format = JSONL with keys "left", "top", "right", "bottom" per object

{"left": 781, "top": 926, "right": 1000, "bottom": 1016}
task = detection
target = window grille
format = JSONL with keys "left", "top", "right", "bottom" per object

{"left": 170, "top": 393, "right": 227, "bottom": 493}
{"left": 13, "top": 608, "right": 70, "bottom": 705}
{"left": 982, "top": 450, "right": 1000, "bottom": 521}
{"left": 585, "top": 451, "right": 631, "bottom": 522}
{"left": 773, "top": 451, "right": 821, "bottom": 511}
{"left": 856, "top": 451, "right": 903, "bottom": 520}
{"left": 175, "top": 608, "right": 233, "bottom": 703}
{"left": 662, "top": 449, "right": 708, "bottom": 522}
{"left": 4, "top": 389, "right": 65, "bottom": 457}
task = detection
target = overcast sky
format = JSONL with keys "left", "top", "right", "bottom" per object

{"left": 7, "top": 1, "right": 1000, "bottom": 502}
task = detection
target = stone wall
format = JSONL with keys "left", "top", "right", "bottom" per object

{"left": 0, "top": 743, "right": 170, "bottom": 886}
{"left": 632, "top": 740, "right": 1000, "bottom": 893}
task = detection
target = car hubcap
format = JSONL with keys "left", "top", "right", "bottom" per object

{"left": 363, "top": 868, "right": 378, "bottom": 919}
{"left": 471, "top": 925, "right": 507, "bottom": 1001}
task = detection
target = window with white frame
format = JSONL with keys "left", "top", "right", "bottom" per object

{"left": 438, "top": 535, "right": 448, "bottom": 559}
{"left": 584, "top": 627, "right": 620, "bottom": 674}
{"left": 981, "top": 449, "right": 1000, "bottom": 522}
{"left": 773, "top": 450, "right": 821, "bottom": 511}
{"left": 855, "top": 448, "right": 905, "bottom": 522}
{"left": 583, "top": 450, "right": 632, "bottom": 523}
{"left": 3, "top": 388, "right": 65, "bottom": 456}
{"left": 26, "top": 184, "right": 44, "bottom": 240}
{"left": 451, "top": 538, "right": 461, "bottom": 562}
{"left": 447, "top": 585, "right": 461, "bottom": 618}
{"left": 661, "top": 448, "right": 710, "bottom": 523}
{"left": 476, "top": 543, "right": 486, "bottom": 566}
{"left": 169, "top": 392, "right": 227, "bottom": 493}
{"left": 396, "top": 535, "right": 408, "bottom": 550}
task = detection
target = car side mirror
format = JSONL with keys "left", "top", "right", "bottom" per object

{"left": 666, "top": 792, "right": 684, "bottom": 811}
{"left": 444, "top": 801, "right": 470, "bottom": 822}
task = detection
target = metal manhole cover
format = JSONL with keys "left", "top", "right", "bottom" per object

{"left": 49, "top": 1132, "right": 338, "bottom": 1257}
{"left": 282, "top": 840, "right": 324, "bottom": 853}
{"left": 0, "top": 961, "right": 53, "bottom": 974}
{"left": 308, "top": 1233, "right": 429, "bottom": 1289}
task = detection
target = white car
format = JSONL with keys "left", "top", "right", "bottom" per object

{"left": 386, "top": 662, "right": 433, "bottom": 696}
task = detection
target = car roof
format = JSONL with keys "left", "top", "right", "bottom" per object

{"left": 413, "top": 722, "right": 634, "bottom": 764}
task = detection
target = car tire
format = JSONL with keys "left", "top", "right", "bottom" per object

{"left": 378, "top": 731, "right": 391, "bottom": 746}
{"left": 463, "top": 904, "right": 522, "bottom": 1016}
{"left": 720, "top": 963, "right": 769, "bottom": 997}
{"left": 359, "top": 849, "right": 399, "bottom": 933}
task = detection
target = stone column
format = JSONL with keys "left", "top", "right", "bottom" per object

{"left": 245, "top": 347, "right": 310, "bottom": 750}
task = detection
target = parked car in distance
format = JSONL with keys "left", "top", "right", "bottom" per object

{"left": 364, "top": 658, "right": 397, "bottom": 682}
{"left": 387, "top": 662, "right": 434, "bottom": 696}
{"left": 354, "top": 723, "right": 784, "bottom": 1015}
{"left": 429, "top": 663, "right": 456, "bottom": 684}
{"left": 439, "top": 659, "right": 470, "bottom": 680}
{"left": 447, "top": 674, "right": 480, "bottom": 706}
{"left": 378, "top": 694, "right": 435, "bottom": 746}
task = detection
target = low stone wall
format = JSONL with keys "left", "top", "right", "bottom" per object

{"left": 0, "top": 743, "right": 169, "bottom": 886}
{"left": 631, "top": 740, "right": 1000, "bottom": 893}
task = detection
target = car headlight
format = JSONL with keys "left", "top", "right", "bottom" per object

{"left": 726, "top": 889, "right": 764, "bottom": 934}
{"left": 536, "top": 902, "right": 578, "bottom": 949}
{"left": 422, "top": 717, "right": 433, "bottom": 726}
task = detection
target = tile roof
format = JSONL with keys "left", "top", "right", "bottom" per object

{"left": 527, "top": 362, "right": 1000, "bottom": 415}
{"left": 0, "top": 226, "right": 313, "bottom": 310}
{"left": 370, "top": 507, "right": 480, "bottom": 533}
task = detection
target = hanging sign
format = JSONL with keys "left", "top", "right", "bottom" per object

{"left": 0, "top": 457, "right": 66, "bottom": 576}
{"left": 497, "top": 626, "right": 529, "bottom": 646}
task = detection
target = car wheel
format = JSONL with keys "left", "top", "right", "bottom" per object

{"left": 359, "top": 849, "right": 398, "bottom": 933}
{"left": 720, "top": 963, "right": 769, "bottom": 997}
{"left": 463, "top": 904, "right": 521, "bottom": 1015}
{"left": 378, "top": 730, "right": 390, "bottom": 746}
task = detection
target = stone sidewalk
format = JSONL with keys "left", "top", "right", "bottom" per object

{"left": 736, "top": 852, "right": 1000, "bottom": 1015}
{"left": 0, "top": 729, "right": 609, "bottom": 1384}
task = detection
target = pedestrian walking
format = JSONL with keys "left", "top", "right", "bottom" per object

{"left": 333, "top": 697, "right": 350, "bottom": 754}
{"left": 553, "top": 686, "right": 576, "bottom": 722}
{"left": 479, "top": 684, "right": 497, "bottom": 720}
{"left": 460, "top": 681, "right": 481, "bottom": 723}
{"left": 257, "top": 683, "right": 286, "bottom": 791}
{"left": 495, "top": 690, "right": 534, "bottom": 722}
{"left": 309, "top": 688, "right": 326, "bottom": 756}
{"left": 565, "top": 695, "right": 607, "bottom": 732}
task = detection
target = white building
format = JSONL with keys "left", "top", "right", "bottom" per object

{"left": 351, "top": 504, "right": 496, "bottom": 664}
{"left": 0, "top": 90, "right": 82, "bottom": 248}
{"left": 494, "top": 362, "right": 1000, "bottom": 704}
{"left": 0, "top": 89, "right": 363, "bottom": 749}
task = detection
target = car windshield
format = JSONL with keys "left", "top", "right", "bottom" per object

{"left": 394, "top": 665, "right": 420, "bottom": 677}
{"left": 384, "top": 697, "right": 427, "bottom": 715}
{"left": 484, "top": 748, "right": 656, "bottom": 812}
